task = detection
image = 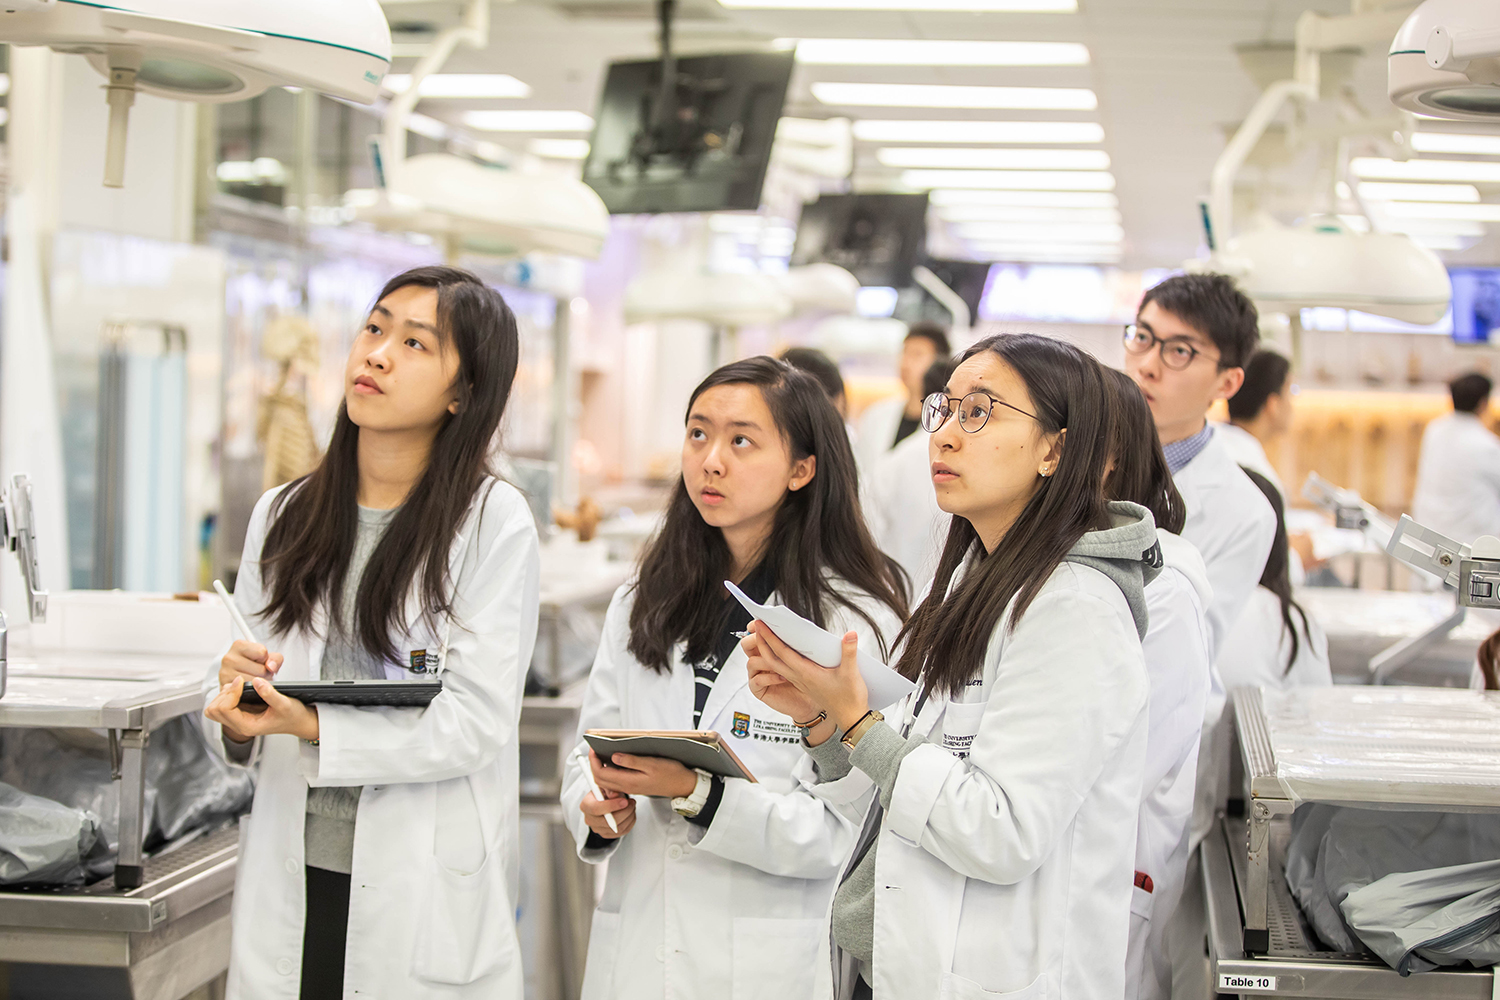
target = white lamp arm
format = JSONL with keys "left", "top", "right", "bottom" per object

{"left": 381, "top": 0, "right": 490, "bottom": 181}
{"left": 1426, "top": 23, "right": 1500, "bottom": 72}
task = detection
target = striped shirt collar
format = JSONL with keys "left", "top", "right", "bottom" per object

{"left": 1163, "top": 422, "right": 1214, "bottom": 474}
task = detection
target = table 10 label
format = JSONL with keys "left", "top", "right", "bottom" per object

{"left": 1218, "top": 974, "right": 1278, "bottom": 993}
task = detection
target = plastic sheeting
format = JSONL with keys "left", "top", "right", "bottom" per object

{"left": 0, "top": 782, "right": 107, "bottom": 885}
{"left": 1285, "top": 804, "right": 1500, "bottom": 973}
{"left": 1261, "top": 686, "right": 1500, "bottom": 808}
{"left": 0, "top": 716, "right": 254, "bottom": 879}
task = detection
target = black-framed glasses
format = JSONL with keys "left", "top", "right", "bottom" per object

{"left": 921, "top": 391, "right": 1038, "bottom": 435}
{"left": 1122, "top": 324, "right": 1216, "bottom": 371}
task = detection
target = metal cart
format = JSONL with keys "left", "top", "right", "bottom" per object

{"left": 1206, "top": 685, "right": 1500, "bottom": 998}
{"left": 0, "top": 651, "right": 237, "bottom": 1000}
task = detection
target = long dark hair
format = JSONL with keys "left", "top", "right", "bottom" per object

{"left": 1103, "top": 367, "right": 1186, "bottom": 533}
{"left": 258, "top": 265, "right": 520, "bottom": 663}
{"left": 1242, "top": 469, "right": 1312, "bottom": 674}
{"left": 628, "top": 356, "right": 908, "bottom": 672}
{"left": 895, "top": 334, "right": 1113, "bottom": 698}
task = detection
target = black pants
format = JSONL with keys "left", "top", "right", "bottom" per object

{"left": 300, "top": 866, "right": 351, "bottom": 999}
{"left": 853, "top": 975, "right": 873, "bottom": 1000}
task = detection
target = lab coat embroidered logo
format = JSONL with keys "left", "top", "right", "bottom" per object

{"left": 409, "top": 649, "right": 429, "bottom": 674}
{"left": 731, "top": 712, "right": 750, "bottom": 738}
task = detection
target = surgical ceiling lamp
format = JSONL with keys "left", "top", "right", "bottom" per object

{"left": 1390, "top": 0, "right": 1500, "bottom": 120}
{"left": 0, "top": 0, "right": 391, "bottom": 186}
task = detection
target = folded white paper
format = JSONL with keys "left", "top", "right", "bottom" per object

{"left": 725, "top": 580, "right": 917, "bottom": 711}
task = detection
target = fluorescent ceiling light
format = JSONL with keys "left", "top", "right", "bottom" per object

{"left": 901, "top": 169, "right": 1115, "bottom": 190}
{"left": 878, "top": 147, "right": 1109, "bottom": 170}
{"left": 1350, "top": 157, "right": 1500, "bottom": 183}
{"left": 1357, "top": 182, "right": 1481, "bottom": 202}
{"left": 936, "top": 205, "right": 1121, "bottom": 224}
{"left": 812, "top": 82, "right": 1097, "bottom": 110}
{"left": 956, "top": 222, "right": 1124, "bottom": 243}
{"left": 529, "top": 138, "right": 591, "bottom": 159}
{"left": 785, "top": 39, "right": 1088, "bottom": 66}
{"left": 1377, "top": 201, "right": 1500, "bottom": 221}
{"left": 382, "top": 74, "right": 532, "bottom": 99}
{"left": 1410, "top": 132, "right": 1500, "bottom": 156}
{"left": 462, "top": 110, "right": 595, "bottom": 132}
{"left": 852, "top": 120, "right": 1103, "bottom": 144}
{"left": 722, "top": 0, "right": 1075, "bottom": 10}
{"left": 1379, "top": 218, "right": 1486, "bottom": 237}
{"left": 929, "top": 189, "right": 1118, "bottom": 208}
{"left": 1407, "top": 234, "right": 1465, "bottom": 251}
{"left": 970, "top": 242, "right": 1122, "bottom": 260}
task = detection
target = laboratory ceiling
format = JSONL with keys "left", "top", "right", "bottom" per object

{"left": 378, "top": 0, "right": 1500, "bottom": 271}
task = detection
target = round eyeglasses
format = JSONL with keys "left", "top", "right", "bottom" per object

{"left": 1122, "top": 324, "right": 1213, "bottom": 372}
{"left": 921, "top": 391, "right": 1038, "bottom": 435}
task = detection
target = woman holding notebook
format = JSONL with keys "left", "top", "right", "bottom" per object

{"left": 202, "top": 266, "right": 540, "bottom": 999}
{"left": 746, "top": 335, "right": 1155, "bottom": 1000}
{"left": 560, "top": 356, "right": 907, "bottom": 1000}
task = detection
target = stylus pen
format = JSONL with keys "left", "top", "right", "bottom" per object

{"left": 576, "top": 748, "right": 620, "bottom": 833}
{"left": 213, "top": 579, "right": 261, "bottom": 644}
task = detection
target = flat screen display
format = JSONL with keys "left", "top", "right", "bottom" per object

{"left": 583, "top": 51, "right": 794, "bottom": 215}
{"left": 1451, "top": 268, "right": 1500, "bottom": 345}
{"left": 791, "top": 193, "right": 929, "bottom": 287}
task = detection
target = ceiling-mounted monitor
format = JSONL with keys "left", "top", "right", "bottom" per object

{"left": 582, "top": 51, "right": 794, "bottom": 214}
{"left": 791, "top": 193, "right": 930, "bottom": 288}
{"left": 1451, "top": 268, "right": 1500, "bottom": 345}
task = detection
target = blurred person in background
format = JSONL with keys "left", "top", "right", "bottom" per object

{"left": 781, "top": 346, "right": 848, "bottom": 421}
{"left": 854, "top": 321, "right": 950, "bottom": 476}
{"left": 1219, "top": 349, "right": 1293, "bottom": 498}
{"left": 1413, "top": 372, "right": 1500, "bottom": 547}
{"left": 867, "top": 357, "right": 959, "bottom": 590}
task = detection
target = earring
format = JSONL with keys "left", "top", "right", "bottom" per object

{"left": 1040, "top": 466, "right": 1053, "bottom": 477}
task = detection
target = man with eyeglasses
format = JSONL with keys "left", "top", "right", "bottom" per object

{"left": 1124, "top": 274, "right": 1277, "bottom": 1000}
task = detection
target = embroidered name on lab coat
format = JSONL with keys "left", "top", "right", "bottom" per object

{"left": 749, "top": 717, "right": 800, "bottom": 744}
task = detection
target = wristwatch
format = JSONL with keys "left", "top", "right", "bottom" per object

{"left": 841, "top": 709, "right": 884, "bottom": 750}
{"left": 671, "top": 768, "right": 714, "bottom": 817}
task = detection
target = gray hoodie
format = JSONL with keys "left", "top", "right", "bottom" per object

{"left": 1064, "top": 499, "right": 1163, "bottom": 639}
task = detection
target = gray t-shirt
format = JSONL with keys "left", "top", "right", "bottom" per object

{"left": 304, "top": 504, "right": 397, "bottom": 874}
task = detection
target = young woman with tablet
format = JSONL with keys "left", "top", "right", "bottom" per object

{"left": 746, "top": 334, "right": 1155, "bottom": 1000}
{"left": 560, "top": 356, "right": 907, "bottom": 1000}
{"left": 203, "top": 266, "right": 541, "bottom": 999}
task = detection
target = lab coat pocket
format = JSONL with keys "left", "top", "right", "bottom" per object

{"left": 731, "top": 916, "right": 824, "bottom": 1000}
{"left": 938, "top": 971, "right": 1048, "bottom": 1000}
{"left": 410, "top": 847, "right": 517, "bottom": 985}
{"left": 580, "top": 910, "right": 622, "bottom": 998}
{"left": 939, "top": 701, "right": 987, "bottom": 760}
{"left": 1130, "top": 883, "right": 1154, "bottom": 920}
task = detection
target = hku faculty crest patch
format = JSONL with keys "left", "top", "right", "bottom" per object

{"left": 731, "top": 711, "right": 751, "bottom": 739}
{"left": 409, "top": 649, "right": 430, "bottom": 673}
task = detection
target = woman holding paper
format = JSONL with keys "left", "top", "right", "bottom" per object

{"left": 201, "top": 266, "right": 540, "bottom": 999}
{"left": 560, "top": 356, "right": 907, "bottom": 1000}
{"left": 746, "top": 334, "right": 1154, "bottom": 1000}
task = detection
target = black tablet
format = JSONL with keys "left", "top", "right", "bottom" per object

{"left": 237, "top": 679, "right": 443, "bottom": 708}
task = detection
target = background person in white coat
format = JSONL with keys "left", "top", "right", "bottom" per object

{"left": 1102, "top": 369, "right": 1214, "bottom": 1000}
{"left": 203, "top": 266, "right": 541, "bottom": 999}
{"left": 1414, "top": 372, "right": 1500, "bottom": 548}
{"left": 560, "top": 357, "right": 908, "bottom": 1000}
{"left": 747, "top": 334, "right": 1153, "bottom": 1000}
{"left": 854, "top": 321, "right": 949, "bottom": 476}
{"left": 867, "top": 358, "right": 958, "bottom": 590}
{"left": 1217, "top": 350, "right": 1292, "bottom": 498}
{"left": 1216, "top": 471, "right": 1332, "bottom": 693}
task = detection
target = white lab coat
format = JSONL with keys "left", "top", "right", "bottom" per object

{"left": 203, "top": 479, "right": 541, "bottom": 1000}
{"left": 854, "top": 395, "right": 908, "bottom": 477}
{"left": 1413, "top": 412, "right": 1500, "bottom": 547}
{"left": 1127, "top": 532, "right": 1213, "bottom": 1000}
{"left": 810, "top": 560, "right": 1150, "bottom": 1000}
{"left": 561, "top": 580, "right": 901, "bottom": 1000}
{"left": 1213, "top": 421, "right": 1283, "bottom": 499}
{"left": 867, "top": 427, "right": 951, "bottom": 591}
{"left": 1175, "top": 429, "right": 1278, "bottom": 658}
{"left": 1215, "top": 587, "right": 1332, "bottom": 693}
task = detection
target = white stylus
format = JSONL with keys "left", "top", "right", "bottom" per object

{"left": 213, "top": 579, "right": 260, "bottom": 644}
{"left": 576, "top": 748, "right": 620, "bottom": 833}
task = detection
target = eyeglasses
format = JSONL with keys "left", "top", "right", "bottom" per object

{"left": 1122, "top": 324, "right": 1216, "bottom": 371}
{"left": 921, "top": 390, "right": 1038, "bottom": 435}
